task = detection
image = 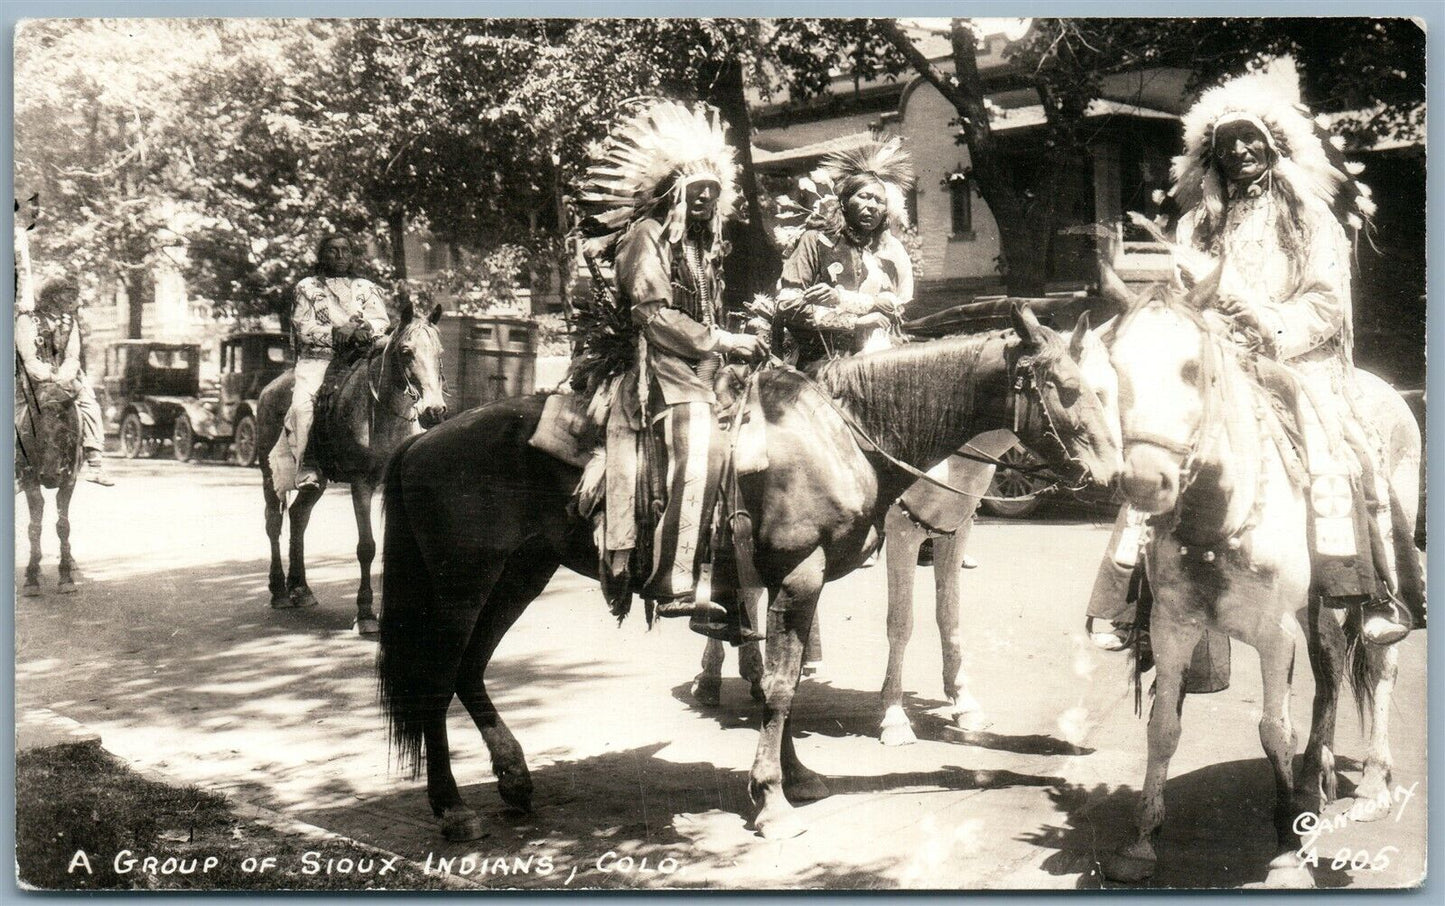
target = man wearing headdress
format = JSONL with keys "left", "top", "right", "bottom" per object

{"left": 15, "top": 277, "right": 113, "bottom": 485}
{"left": 1088, "top": 62, "right": 1412, "bottom": 651}
{"left": 269, "top": 234, "right": 391, "bottom": 492}
{"left": 578, "top": 101, "right": 764, "bottom": 641}
{"left": 758, "top": 138, "right": 916, "bottom": 369}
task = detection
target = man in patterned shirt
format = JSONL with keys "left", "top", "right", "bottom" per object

{"left": 270, "top": 234, "right": 391, "bottom": 491}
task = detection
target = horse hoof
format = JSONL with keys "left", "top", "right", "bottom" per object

{"left": 953, "top": 708, "right": 992, "bottom": 733}
{"left": 1100, "top": 844, "right": 1156, "bottom": 883}
{"left": 21, "top": 584, "right": 42, "bottom": 598}
{"left": 440, "top": 807, "right": 485, "bottom": 842}
{"left": 498, "top": 773, "right": 534, "bottom": 813}
{"left": 290, "top": 589, "right": 319, "bottom": 609}
{"left": 690, "top": 677, "right": 722, "bottom": 707}
{"left": 1347, "top": 793, "right": 1391, "bottom": 823}
{"left": 1263, "top": 853, "right": 1315, "bottom": 888}
{"left": 270, "top": 594, "right": 296, "bottom": 609}
{"left": 753, "top": 804, "right": 807, "bottom": 840}
{"left": 783, "top": 774, "right": 830, "bottom": 803}
{"left": 879, "top": 722, "right": 918, "bottom": 747}
{"left": 57, "top": 581, "right": 77, "bottom": 595}
{"left": 355, "top": 617, "right": 380, "bottom": 636}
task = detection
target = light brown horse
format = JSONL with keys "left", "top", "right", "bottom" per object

{"left": 377, "top": 304, "right": 1121, "bottom": 842}
{"left": 1101, "top": 282, "right": 1419, "bottom": 888}
{"left": 692, "top": 317, "right": 1122, "bottom": 746}
{"left": 15, "top": 380, "right": 84, "bottom": 596}
{"left": 256, "top": 299, "right": 447, "bottom": 633}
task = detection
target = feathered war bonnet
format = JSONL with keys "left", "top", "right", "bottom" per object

{"left": 576, "top": 100, "right": 739, "bottom": 259}
{"left": 773, "top": 137, "right": 915, "bottom": 254}
{"left": 1170, "top": 58, "right": 1375, "bottom": 237}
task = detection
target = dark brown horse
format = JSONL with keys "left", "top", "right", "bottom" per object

{"left": 15, "top": 379, "right": 84, "bottom": 595}
{"left": 256, "top": 299, "right": 447, "bottom": 633}
{"left": 378, "top": 304, "right": 1120, "bottom": 841}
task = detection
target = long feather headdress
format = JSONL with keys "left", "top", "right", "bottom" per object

{"left": 576, "top": 100, "right": 739, "bottom": 257}
{"left": 1171, "top": 58, "right": 1374, "bottom": 235}
{"left": 772, "top": 137, "right": 916, "bottom": 253}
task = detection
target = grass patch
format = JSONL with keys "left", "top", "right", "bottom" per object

{"left": 16, "top": 742, "right": 453, "bottom": 891}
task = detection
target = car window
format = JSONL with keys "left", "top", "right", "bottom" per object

{"left": 147, "top": 349, "right": 194, "bottom": 369}
{"left": 267, "top": 345, "right": 288, "bottom": 363}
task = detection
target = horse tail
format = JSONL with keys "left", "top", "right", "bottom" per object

{"left": 1342, "top": 608, "right": 1377, "bottom": 725}
{"left": 377, "top": 430, "right": 433, "bottom": 779}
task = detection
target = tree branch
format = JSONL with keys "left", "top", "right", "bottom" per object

{"left": 879, "top": 20, "right": 960, "bottom": 108}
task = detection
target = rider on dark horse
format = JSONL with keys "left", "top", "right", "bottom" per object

{"left": 576, "top": 101, "right": 765, "bottom": 642}
{"left": 14, "top": 277, "right": 113, "bottom": 486}
{"left": 268, "top": 234, "right": 392, "bottom": 493}
{"left": 1087, "top": 64, "right": 1414, "bottom": 654}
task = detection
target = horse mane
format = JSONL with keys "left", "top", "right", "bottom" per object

{"left": 817, "top": 330, "right": 1053, "bottom": 466}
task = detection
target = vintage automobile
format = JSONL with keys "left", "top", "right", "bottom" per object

{"left": 97, "top": 340, "right": 208, "bottom": 459}
{"left": 212, "top": 331, "right": 293, "bottom": 466}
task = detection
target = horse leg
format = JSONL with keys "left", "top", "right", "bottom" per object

{"left": 455, "top": 551, "right": 558, "bottom": 815}
{"left": 350, "top": 480, "right": 379, "bottom": 634}
{"left": 1102, "top": 615, "right": 1202, "bottom": 883}
{"left": 55, "top": 480, "right": 76, "bottom": 592}
{"left": 934, "top": 530, "right": 988, "bottom": 732}
{"left": 285, "top": 485, "right": 325, "bottom": 608}
{"left": 263, "top": 473, "right": 289, "bottom": 607}
{"left": 1300, "top": 599, "right": 1345, "bottom": 811}
{"left": 692, "top": 639, "right": 726, "bottom": 707}
{"left": 22, "top": 483, "right": 44, "bottom": 596}
{"left": 879, "top": 506, "right": 921, "bottom": 746}
{"left": 739, "top": 638, "right": 765, "bottom": 703}
{"left": 750, "top": 550, "right": 823, "bottom": 840}
{"left": 780, "top": 721, "right": 829, "bottom": 802}
{"left": 1349, "top": 642, "right": 1398, "bottom": 823}
{"left": 1256, "top": 624, "right": 1314, "bottom": 888}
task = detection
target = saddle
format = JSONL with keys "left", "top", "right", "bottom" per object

{"left": 305, "top": 343, "right": 376, "bottom": 478}
{"left": 531, "top": 364, "right": 769, "bottom": 629}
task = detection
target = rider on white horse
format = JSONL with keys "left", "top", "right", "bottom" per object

{"left": 14, "top": 277, "right": 113, "bottom": 486}
{"left": 1088, "top": 62, "right": 1413, "bottom": 650}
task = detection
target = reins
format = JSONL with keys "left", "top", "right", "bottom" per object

{"left": 761, "top": 336, "right": 1071, "bottom": 501}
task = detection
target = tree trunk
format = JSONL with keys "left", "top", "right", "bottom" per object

{"left": 706, "top": 56, "right": 780, "bottom": 313}
{"left": 125, "top": 269, "right": 146, "bottom": 339}
{"left": 387, "top": 209, "right": 408, "bottom": 287}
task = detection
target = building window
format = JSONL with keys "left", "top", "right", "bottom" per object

{"left": 945, "top": 170, "right": 973, "bottom": 237}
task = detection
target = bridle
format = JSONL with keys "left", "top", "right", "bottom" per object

{"left": 1118, "top": 302, "right": 1267, "bottom": 549}
{"left": 1005, "top": 341, "right": 1090, "bottom": 491}
{"left": 370, "top": 320, "right": 446, "bottom": 422}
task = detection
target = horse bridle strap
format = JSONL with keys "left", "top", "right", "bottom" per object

{"left": 769, "top": 356, "right": 1054, "bottom": 501}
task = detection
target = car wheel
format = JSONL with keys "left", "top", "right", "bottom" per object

{"left": 172, "top": 416, "right": 195, "bottom": 462}
{"left": 119, "top": 412, "right": 145, "bottom": 459}
{"left": 231, "top": 414, "right": 258, "bottom": 467}
{"left": 980, "top": 444, "right": 1051, "bottom": 518}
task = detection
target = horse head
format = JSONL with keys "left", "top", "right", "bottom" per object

{"left": 26, "top": 382, "right": 82, "bottom": 489}
{"left": 1009, "top": 303, "right": 1120, "bottom": 491}
{"left": 389, "top": 299, "right": 448, "bottom": 428}
{"left": 1107, "top": 284, "right": 1231, "bottom": 515}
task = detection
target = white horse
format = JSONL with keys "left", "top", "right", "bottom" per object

{"left": 1101, "top": 279, "right": 1419, "bottom": 888}
{"left": 691, "top": 316, "right": 1123, "bottom": 748}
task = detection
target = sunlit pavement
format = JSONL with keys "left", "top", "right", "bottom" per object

{"left": 14, "top": 456, "right": 1427, "bottom": 889}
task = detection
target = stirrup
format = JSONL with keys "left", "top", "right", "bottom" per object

{"left": 655, "top": 597, "right": 727, "bottom": 620}
{"left": 1361, "top": 595, "right": 1412, "bottom": 646}
{"left": 688, "top": 615, "right": 766, "bottom": 644}
{"left": 1086, "top": 616, "right": 1135, "bottom": 652}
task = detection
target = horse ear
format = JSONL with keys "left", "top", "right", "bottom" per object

{"left": 1098, "top": 259, "right": 1141, "bottom": 313}
{"left": 1185, "top": 259, "right": 1225, "bottom": 311}
{"left": 428, "top": 303, "right": 443, "bottom": 325}
{"left": 398, "top": 296, "right": 415, "bottom": 325}
{"left": 1010, "top": 302, "right": 1044, "bottom": 350}
{"left": 1068, "top": 311, "right": 1091, "bottom": 359}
